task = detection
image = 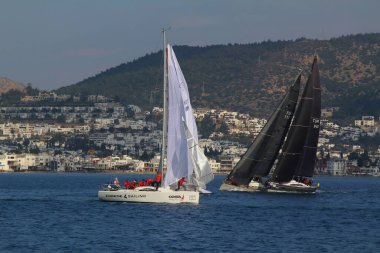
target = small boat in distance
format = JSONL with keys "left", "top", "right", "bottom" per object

{"left": 220, "top": 56, "right": 321, "bottom": 194}
{"left": 98, "top": 30, "right": 213, "bottom": 204}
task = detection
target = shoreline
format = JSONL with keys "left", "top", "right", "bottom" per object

{"left": 1, "top": 170, "right": 379, "bottom": 177}
{"left": 0, "top": 170, "right": 229, "bottom": 175}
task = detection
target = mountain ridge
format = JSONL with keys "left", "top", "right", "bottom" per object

{"left": 0, "top": 76, "right": 25, "bottom": 94}
{"left": 56, "top": 33, "right": 380, "bottom": 119}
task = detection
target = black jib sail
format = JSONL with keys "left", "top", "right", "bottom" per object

{"left": 272, "top": 56, "right": 320, "bottom": 183}
{"left": 225, "top": 74, "right": 301, "bottom": 186}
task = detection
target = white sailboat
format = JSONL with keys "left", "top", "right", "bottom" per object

{"left": 98, "top": 30, "right": 213, "bottom": 204}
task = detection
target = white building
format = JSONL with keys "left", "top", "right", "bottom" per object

{"left": 327, "top": 159, "right": 347, "bottom": 175}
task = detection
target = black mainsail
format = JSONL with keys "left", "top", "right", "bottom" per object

{"left": 225, "top": 74, "right": 301, "bottom": 186}
{"left": 271, "top": 56, "right": 321, "bottom": 183}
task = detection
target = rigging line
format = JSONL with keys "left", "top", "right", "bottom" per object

{"left": 241, "top": 157, "right": 262, "bottom": 162}
{"left": 282, "top": 152, "right": 301, "bottom": 155}
{"left": 291, "top": 124, "right": 309, "bottom": 128}
{"left": 188, "top": 144, "right": 198, "bottom": 149}
{"left": 289, "top": 98, "right": 298, "bottom": 103}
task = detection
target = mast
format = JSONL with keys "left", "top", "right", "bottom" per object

{"left": 160, "top": 28, "right": 169, "bottom": 177}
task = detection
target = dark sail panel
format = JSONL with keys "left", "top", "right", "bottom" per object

{"left": 250, "top": 75, "right": 300, "bottom": 177}
{"left": 272, "top": 72, "right": 314, "bottom": 183}
{"left": 294, "top": 56, "right": 321, "bottom": 177}
{"left": 226, "top": 75, "right": 301, "bottom": 186}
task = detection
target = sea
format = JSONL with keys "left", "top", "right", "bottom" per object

{"left": 0, "top": 173, "right": 379, "bottom": 253}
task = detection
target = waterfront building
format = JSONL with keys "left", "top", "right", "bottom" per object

{"left": 327, "top": 159, "right": 347, "bottom": 175}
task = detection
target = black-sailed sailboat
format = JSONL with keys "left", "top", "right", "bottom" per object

{"left": 266, "top": 56, "right": 321, "bottom": 193}
{"left": 220, "top": 56, "right": 321, "bottom": 193}
{"left": 220, "top": 74, "right": 301, "bottom": 191}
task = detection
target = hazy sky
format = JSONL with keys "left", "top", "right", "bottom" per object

{"left": 0, "top": 0, "right": 379, "bottom": 90}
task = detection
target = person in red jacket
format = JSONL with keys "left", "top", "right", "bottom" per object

{"left": 176, "top": 177, "right": 187, "bottom": 191}
{"left": 124, "top": 180, "right": 130, "bottom": 189}
{"left": 131, "top": 180, "right": 137, "bottom": 189}
{"left": 146, "top": 178, "right": 154, "bottom": 186}
{"left": 154, "top": 171, "right": 162, "bottom": 190}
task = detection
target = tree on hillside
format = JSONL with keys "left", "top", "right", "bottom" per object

{"left": 200, "top": 115, "right": 215, "bottom": 138}
{"left": 0, "top": 89, "right": 22, "bottom": 105}
{"left": 358, "top": 151, "right": 370, "bottom": 167}
{"left": 348, "top": 152, "right": 359, "bottom": 161}
{"left": 30, "top": 146, "right": 40, "bottom": 154}
{"left": 219, "top": 122, "right": 229, "bottom": 135}
{"left": 25, "top": 83, "right": 40, "bottom": 96}
{"left": 23, "top": 138, "right": 30, "bottom": 148}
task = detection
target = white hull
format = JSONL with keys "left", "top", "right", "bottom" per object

{"left": 98, "top": 186, "right": 200, "bottom": 204}
{"left": 219, "top": 181, "right": 262, "bottom": 192}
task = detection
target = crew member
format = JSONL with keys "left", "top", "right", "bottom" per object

{"left": 114, "top": 177, "right": 120, "bottom": 188}
{"left": 154, "top": 171, "right": 162, "bottom": 190}
{"left": 131, "top": 179, "right": 137, "bottom": 189}
{"left": 176, "top": 177, "right": 187, "bottom": 191}
{"left": 124, "top": 180, "right": 130, "bottom": 189}
{"left": 146, "top": 178, "right": 154, "bottom": 186}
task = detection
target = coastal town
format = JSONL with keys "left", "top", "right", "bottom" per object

{"left": 0, "top": 91, "right": 379, "bottom": 177}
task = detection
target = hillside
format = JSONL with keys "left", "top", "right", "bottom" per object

{"left": 0, "top": 77, "right": 25, "bottom": 94}
{"left": 56, "top": 33, "right": 380, "bottom": 119}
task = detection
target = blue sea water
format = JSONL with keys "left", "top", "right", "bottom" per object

{"left": 0, "top": 173, "right": 379, "bottom": 253}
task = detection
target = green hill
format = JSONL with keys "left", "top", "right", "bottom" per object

{"left": 56, "top": 33, "right": 380, "bottom": 119}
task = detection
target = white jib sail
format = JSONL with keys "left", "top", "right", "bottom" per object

{"left": 164, "top": 45, "right": 192, "bottom": 187}
{"left": 184, "top": 123, "right": 214, "bottom": 189}
{"left": 166, "top": 44, "right": 213, "bottom": 188}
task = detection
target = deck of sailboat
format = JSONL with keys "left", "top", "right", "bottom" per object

{"left": 263, "top": 180, "right": 319, "bottom": 194}
{"left": 220, "top": 183, "right": 258, "bottom": 192}
{"left": 219, "top": 181, "right": 263, "bottom": 192}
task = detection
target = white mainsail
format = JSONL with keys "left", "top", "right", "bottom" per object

{"left": 164, "top": 45, "right": 191, "bottom": 187}
{"left": 165, "top": 44, "right": 213, "bottom": 189}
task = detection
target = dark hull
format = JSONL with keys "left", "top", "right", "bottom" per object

{"left": 263, "top": 182, "right": 318, "bottom": 194}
